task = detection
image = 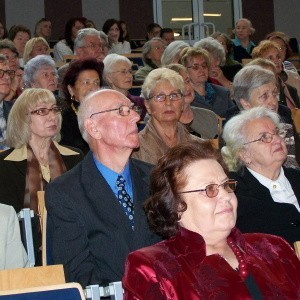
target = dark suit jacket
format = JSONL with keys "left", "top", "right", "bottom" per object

{"left": 0, "top": 145, "right": 83, "bottom": 213}
{"left": 230, "top": 167, "right": 300, "bottom": 245}
{"left": 3, "top": 100, "right": 13, "bottom": 121}
{"left": 45, "top": 152, "right": 161, "bottom": 287}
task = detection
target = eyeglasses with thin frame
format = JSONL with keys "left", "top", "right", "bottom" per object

{"left": 90, "top": 103, "right": 142, "bottom": 118}
{"left": 0, "top": 69, "right": 15, "bottom": 79}
{"left": 258, "top": 89, "right": 279, "bottom": 102}
{"left": 179, "top": 179, "right": 238, "bottom": 198}
{"left": 83, "top": 43, "right": 108, "bottom": 50}
{"left": 149, "top": 92, "right": 183, "bottom": 102}
{"left": 30, "top": 106, "right": 63, "bottom": 116}
{"left": 187, "top": 63, "right": 208, "bottom": 71}
{"left": 111, "top": 69, "right": 133, "bottom": 75}
{"left": 243, "top": 127, "right": 287, "bottom": 145}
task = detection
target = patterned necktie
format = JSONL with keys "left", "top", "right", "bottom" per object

{"left": 116, "top": 175, "right": 134, "bottom": 230}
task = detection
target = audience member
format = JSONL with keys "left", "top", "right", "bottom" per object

{"left": 222, "top": 107, "right": 300, "bottom": 245}
{"left": 160, "top": 28, "right": 175, "bottom": 45}
{"left": 53, "top": 17, "right": 86, "bottom": 62}
{"left": 8, "top": 24, "right": 31, "bottom": 68}
{"left": 0, "top": 39, "right": 23, "bottom": 101}
{"left": 23, "top": 37, "right": 50, "bottom": 65}
{"left": 85, "top": 19, "right": 97, "bottom": 29}
{"left": 34, "top": 18, "right": 52, "bottom": 41}
{"left": 60, "top": 58, "right": 103, "bottom": 154}
{"left": 103, "top": 19, "right": 131, "bottom": 55}
{"left": 132, "top": 68, "right": 201, "bottom": 164}
{"left": 46, "top": 89, "right": 161, "bottom": 287}
{"left": 123, "top": 140, "right": 300, "bottom": 298}
{"left": 134, "top": 37, "right": 165, "bottom": 83}
{"left": 0, "top": 20, "right": 8, "bottom": 40}
{"left": 0, "top": 55, "right": 14, "bottom": 149}
{"left": 146, "top": 23, "right": 162, "bottom": 40}
{"left": 0, "top": 203, "right": 28, "bottom": 270}
{"left": 232, "top": 18, "right": 255, "bottom": 63}
{"left": 103, "top": 54, "right": 146, "bottom": 120}
{"left": 180, "top": 47, "right": 233, "bottom": 117}
{"left": 120, "top": 20, "right": 130, "bottom": 42}
{"left": 161, "top": 40, "right": 189, "bottom": 66}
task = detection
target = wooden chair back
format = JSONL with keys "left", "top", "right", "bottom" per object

{"left": 294, "top": 241, "right": 300, "bottom": 259}
{"left": 37, "top": 191, "right": 47, "bottom": 266}
{"left": 291, "top": 108, "right": 300, "bottom": 134}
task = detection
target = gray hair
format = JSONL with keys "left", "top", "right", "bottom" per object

{"left": 74, "top": 28, "right": 108, "bottom": 50}
{"left": 221, "top": 107, "right": 281, "bottom": 172}
{"left": 233, "top": 65, "right": 277, "bottom": 110}
{"left": 103, "top": 53, "right": 132, "bottom": 81}
{"left": 141, "top": 67, "right": 185, "bottom": 100}
{"left": 194, "top": 37, "right": 225, "bottom": 66}
{"left": 6, "top": 88, "right": 61, "bottom": 148}
{"left": 233, "top": 18, "right": 255, "bottom": 35}
{"left": 142, "top": 37, "right": 165, "bottom": 65}
{"left": 161, "top": 40, "right": 189, "bottom": 66}
{"left": 23, "top": 54, "right": 57, "bottom": 87}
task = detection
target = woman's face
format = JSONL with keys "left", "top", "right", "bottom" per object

{"left": 108, "top": 23, "right": 120, "bottom": 43}
{"left": 179, "top": 159, "right": 237, "bottom": 239}
{"left": 179, "top": 70, "right": 194, "bottom": 104}
{"left": 147, "top": 40, "right": 165, "bottom": 65}
{"left": 235, "top": 20, "right": 251, "bottom": 41}
{"left": 145, "top": 80, "right": 184, "bottom": 124}
{"left": 29, "top": 102, "right": 60, "bottom": 141}
{"left": 261, "top": 48, "right": 282, "bottom": 74}
{"left": 0, "top": 48, "right": 19, "bottom": 71}
{"left": 30, "top": 41, "right": 49, "bottom": 59}
{"left": 241, "top": 82, "right": 279, "bottom": 112}
{"left": 32, "top": 66, "right": 58, "bottom": 91}
{"left": 69, "top": 69, "right": 100, "bottom": 102}
{"left": 271, "top": 38, "right": 287, "bottom": 62}
{"left": 107, "top": 61, "right": 133, "bottom": 92}
{"left": 40, "top": 21, "right": 52, "bottom": 39}
{"left": 13, "top": 31, "right": 30, "bottom": 55}
{"left": 186, "top": 55, "right": 209, "bottom": 85}
{"left": 72, "top": 21, "right": 85, "bottom": 39}
{"left": 215, "top": 35, "right": 227, "bottom": 54}
{"left": 241, "top": 117, "right": 288, "bottom": 172}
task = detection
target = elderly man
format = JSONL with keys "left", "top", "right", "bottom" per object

{"left": 0, "top": 54, "right": 14, "bottom": 149}
{"left": 57, "top": 28, "right": 108, "bottom": 94}
{"left": 45, "top": 89, "right": 161, "bottom": 287}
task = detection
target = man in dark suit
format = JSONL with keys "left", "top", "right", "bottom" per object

{"left": 45, "top": 89, "right": 161, "bottom": 288}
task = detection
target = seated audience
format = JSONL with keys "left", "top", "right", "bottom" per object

{"left": 102, "top": 19, "right": 131, "bottom": 55}
{"left": 134, "top": 37, "right": 165, "bottom": 83}
{"left": 180, "top": 47, "right": 233, "bottom": 117}
{"left": 34, "top": 18, "right": 52, "bottom": 41}
{"left": 60, "top": 58, "right": 103, "bottom": 154}
{"left": 23, "top": 37, "right": 50, "bottom": 65}
{"left": 252, "top": 40, "right": 300, "bottom": 108}
{"left": 0, "top": 203, "right": 28, "bottom": 270}
{"left": 0, "top": 20, "right": 8, "bottom": 40}
{"left": 211, "top": 31, "right": 243, "bottom": 81}
{"left": 225, "top": 64, "right": 299, "bottom": 169}
{"left": 0, "top": 39, "right": 23, "bottom": 100}
{"left": 160, "top": 28, "right": 175, "bottom": 45}
{"left": 146, "top": 23, "right": 162, "bottom": 40}
{"left": 103, "top": 53, "right": 146, "bottom": 119}
{"left": 231, "top": 18, "right": 255, "bottom": 63}
{"left": 123, "top": 140, "right": 300, "bottom": 298}
{"left": 8, "top": 24, "right": 31, "bottom": 68}
{"left": 120, "top": 20, "right": 130, "bottom": 42}
{"left": 0, "top": 55, "right": 14, "bottom": 149}
{"left": 132, "top": 68, "right": 201, "bottom": 164}
{"left": 45, "top": 89, "right": 161, "bottom": 287}
{"left": 53, "top": 17, "right": 86, "bottom": 63}
{"left": 0, "top": 88, "right": 83, "bottom": 214}
{"left": 222, "top": 107, "right": 300, "bottom": 245}
{"left": 161, "top": 40, "right": 189, "bottom": 66}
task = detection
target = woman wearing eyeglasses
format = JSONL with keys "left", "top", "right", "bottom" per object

{"left": 123, "top": 140, "right": 300, "bottom": 299}
{"left": 131, "top": 68, "right": 202, "bottom": 164}
{"left": 103, "top": 53, "right": 147, "bottom": 120}
{"left": 222, "top": 107, "right": 300, "bottom": 245}
{"left": 61, "top": 58, "right": 103, "bottom": 154}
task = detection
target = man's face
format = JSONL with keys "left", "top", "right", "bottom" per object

{"left": 0, "top": 62, "right": 11, "bottom": 99}
{"left": 77, "top": 35, "right": 107, "bottom": 62}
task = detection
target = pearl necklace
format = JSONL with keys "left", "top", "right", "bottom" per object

{"left": 227, "top": 237, "right": 248, "bottom": 280}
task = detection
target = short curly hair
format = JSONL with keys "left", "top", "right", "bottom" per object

{"left": 144, "top": 140, "right": 227, "bottom": 239}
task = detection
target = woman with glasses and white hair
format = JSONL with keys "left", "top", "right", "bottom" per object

{"left": 180, "top": 47, "right": 233, "bottom": 117}
{"left": 222, "top": 107, "right": 300, "bottom": 245}
{"left": 103, "top": 53, "right": 147, "bottom": 120}
{"left": 123, "top": 140, "right": 300, "bottom": 299}
{"left": 131, "top": 67, "right": 202, "bottom": 164}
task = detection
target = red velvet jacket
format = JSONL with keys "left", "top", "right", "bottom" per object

{"left": 123, "top": 227, "right": 300, "bottom": 299}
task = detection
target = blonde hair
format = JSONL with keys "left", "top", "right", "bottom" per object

{"left": 252, "top": 40, "right": 280, "bottom": 59}
{"left": 23, "top": 37, "right": 50, "bottom": 64}
{"left": 6, "top": 88, "right": 61, "bottom": 148}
